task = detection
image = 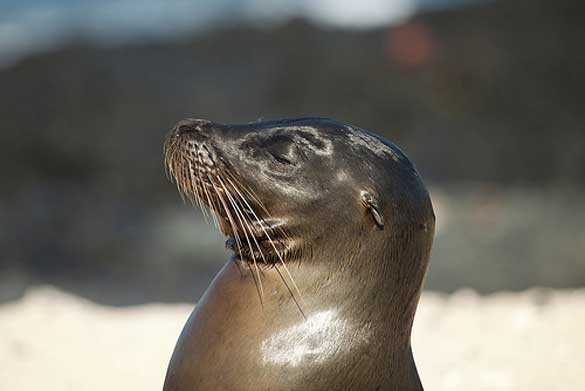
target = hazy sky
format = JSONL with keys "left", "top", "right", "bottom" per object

{"left": 0, "top": 0, "right": 480, "bottom": 67}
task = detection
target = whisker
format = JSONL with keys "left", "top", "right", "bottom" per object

{"left": 201, "top": 173, "right": 220, "bottom": 229}
{"left": 173, "top": 155, "right": 187, "bottom": 205}
{"left": 163, "top": 144, "right": 172, "bottom": 180}
{"left": 191, "top": 164, "right": 210, "bottom": 222}
{"left": 225, "top": 174, "right": 291, "bottom": 242}
{"left": 224, "top": 175, "right": 306, "bottom": 318}
{"left": 188, "top": 161, "right": 206, "bottom": 219}
{"left": 216, "top": 175, "right": 265, "bottom": 303}
{"left": 224, "top": 172, "right": 270, "bottom": 216}
{"left": 208, "top": 174, "right": 243, "bottom": 251}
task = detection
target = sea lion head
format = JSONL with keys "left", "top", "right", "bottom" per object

{"left": 163, "top": 117, "right": 435, "bottom": 391}
{"left": 164, "top": 117, "right": 434, "bottom": 279}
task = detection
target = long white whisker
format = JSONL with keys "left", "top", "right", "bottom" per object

{"left": 224, "top": 175, "right": 306, "bottom": 316}
{"left": 225, "top": 172, "right": 271, "bottom": 216}
{"left": 192, "top": 164, "right": 210, "bottom": 222}
{"left": 200, "top": 173, "right": 220, "bottom": 229}
{"left": 216, "top": 175, "right": 265, "bottom": 302}
{"left": 216, "top": 175, "right": 265, "bottom": 300}
{"left": 224, "top": 174, "right": 291, "bottom": 241}
{"left": 188, "top": 161, "right": 207, "bottom": 221}
{"left": 208, "top": 175, "right": 243, "bottom": 251}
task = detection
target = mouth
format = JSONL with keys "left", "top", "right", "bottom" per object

{"left": 223, "top": 225, "right": 289, "bottom": 264}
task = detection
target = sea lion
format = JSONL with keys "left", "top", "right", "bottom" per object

{"left": 163, "top": 117, "right": 435, "bottom": 391}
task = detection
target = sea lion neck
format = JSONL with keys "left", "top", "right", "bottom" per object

{"left": 183, "top": 260, "right": 425, "bottom": 390}
{"left": 290, "top": 242, "right": 428, "bottom": 333}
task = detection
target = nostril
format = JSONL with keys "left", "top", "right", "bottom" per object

{"left": 178, "top": 125, "right": 194, "bottom": 135}
{"left": 173, "top": 119, "right": 211, "bottom": 141}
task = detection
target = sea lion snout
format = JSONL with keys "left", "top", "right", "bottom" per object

{"left": 172, "top": 118, "right": 213, "bottom": 140}
{"left": 168, "top": 118, "right": 219, "bottom": 169}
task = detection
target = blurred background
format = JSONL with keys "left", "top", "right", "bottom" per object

{"left": 2, "top": 0, "right": 584, "bottom": 304}
{"left": 2, "top": 0, "right": 585, "bottom": 389}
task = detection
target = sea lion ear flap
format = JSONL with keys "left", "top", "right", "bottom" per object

{"left": 360, "top": 191, "right": 384, "bottom": 230}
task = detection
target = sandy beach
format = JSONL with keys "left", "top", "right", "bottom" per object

{"left": 1, "top": 286, "right": 583, "bottom": 390}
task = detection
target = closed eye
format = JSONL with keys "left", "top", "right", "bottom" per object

{"left": 269, "top": 151, "right": 294, "bottom": 165}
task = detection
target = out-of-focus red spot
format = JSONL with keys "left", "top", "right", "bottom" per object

{"left": 386, "top": 22, "right": 435, "bottom": 69}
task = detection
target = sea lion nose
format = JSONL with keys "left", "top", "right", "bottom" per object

{"left": 177, "top": 124, "right": 194, "bottom": 135}
{"left": 174, "top": 118, "right": 212, "bottom": 141}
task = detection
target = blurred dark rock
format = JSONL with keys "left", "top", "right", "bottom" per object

{"left": 1, "top": 0, "right": 584, "bottom": 303}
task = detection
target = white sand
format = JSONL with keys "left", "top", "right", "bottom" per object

{"left": 1, "top": 286, "right": 583, "bottom": 390}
